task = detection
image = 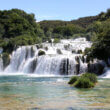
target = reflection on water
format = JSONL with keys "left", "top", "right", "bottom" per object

{"left": 0, "top": 76, "right": 110, "bottom": 110}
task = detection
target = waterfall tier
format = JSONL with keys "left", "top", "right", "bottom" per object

{"left": 0, "top": 38, "right": 92, "bottom": 75}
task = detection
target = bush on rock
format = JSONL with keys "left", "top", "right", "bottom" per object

{"left": 74, "top": 77, "right": 94, "bottom": 88}
{"left": 68, "top": 73, "right": 97, "bottom": 88}
{"left": 38, "top": 50, "right": 45, "bottom": 56}
{"left": 68, "top": 76, "right": 79, "bottom": 84}
{"left": 82, "top": 73, "right": 97, "bottom": 83}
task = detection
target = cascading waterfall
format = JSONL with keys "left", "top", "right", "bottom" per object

{"left": 0, "top": 38, "right": 93, "bottom": 75}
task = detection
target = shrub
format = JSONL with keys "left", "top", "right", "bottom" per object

{"left": 68, "top": 76, "right": 79, "bottom": 84}
{"left": 82, "top": 73, "right": 97, "bottom": 83}
{"left": 53, "top": 38, "right": 60, "bottom": 43}
{"left": 68, "top": 72, "right": 97, "bottom": 88}
{"left": 74, "top": 77, "right": 94, "bottom": 88}
{"left": 38, "top": 50, "right": 45, "bottom": 56}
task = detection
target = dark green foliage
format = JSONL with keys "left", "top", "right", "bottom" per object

{"left": 2, "top": 52, "right": 10, "bottom": 68}
{"left": 0, "top": 9, "right": 44, "bottom": 53}
{"left": 0, "top": 35, "right": 42, "bottom": 53}
{"left": 53, "top": 24, "right": 85, "bottom": 37}
{"left": 68, "top": 73, "right": 97, "bottom": 88}
{"left": 71, "top": 16, "right": 99, "bottom": 28}
{"left": 86, "top": 19, "right": 110, "bottom": 61}
{"left": 68, "top": 76, "right": 79, "bottom": 84}
{"left": 82, "top": 73, "right": 97, "bottom": 83}
{"left": 39, "top": 8, "right": 110, "bottom": 45}
{"left": 0, "top": 9, "right": 44, "bottom": 39}
{"left": 38, "top": 50, "right": 45, "bottom": 56}
{"left": 53, "top": 38, "right": 60, "bottom": 43}
{"left": 74, "top": 77, "right": 94, "bottom": 88}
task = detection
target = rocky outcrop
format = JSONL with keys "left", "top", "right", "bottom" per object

{"left": 31, "top": 46, "right": 35, "bottom": 57}
{"left": 75, "top": 56, "right": 80, "bottom": 75}
{"left": 57, "top": 49, "right": 62, "bottom": 54}
{"left": 25, "top": 47, "right": 29, "bottom": 59}
{"left": 75, "top": 63, "right": 80, "bottom": 75}
{"left": 30, "top": 58, "right": 37, "bottom": 73}
{"left": 87, "top": 62, "right": 105, "bottom": 75}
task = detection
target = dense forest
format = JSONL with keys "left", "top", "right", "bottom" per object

{"left": 39, "top": 9, "right": 110, "bottom": 62}
{"left": 0, "top": 8, "right": 110, "bottom": 61}
{"left": 0, "top": 9, "right": 44, "bottom": 53}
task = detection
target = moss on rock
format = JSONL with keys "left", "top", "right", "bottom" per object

{"left": 38, "top": 50, "right": 45, "bottom": 56}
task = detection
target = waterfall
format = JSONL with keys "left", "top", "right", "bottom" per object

{"left": 0, "top": 38, "right": 92, "bottom": 75}
{"left": 0, "top": 57, "right": 3, "bottom": 72}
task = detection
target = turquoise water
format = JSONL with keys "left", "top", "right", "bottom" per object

{"left": 0, "top": 76, "right": 110, "bottom": 110}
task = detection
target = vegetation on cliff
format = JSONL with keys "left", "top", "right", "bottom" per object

{"left": 0, "top": 8, "right": 110, "bottom": 61}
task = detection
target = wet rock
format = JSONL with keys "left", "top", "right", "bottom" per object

{"left": 81, "top": 56, "right": 85, "bottom": 63}
{"left": 36, "top": 44, "right": 43, "bottom": 49}
{"left": 31, "top": 46, "right": 35, "bottom": 57}
{"left": 44, "top": 46, "right": 48, "bottom": 51}
{"left": 75, "top": 56, "right": 81, "bottom": 74}
{"left": 75, "top": 56, "right": 80, "bottom": 64}
{"left": 64, "top": 44, "right": 70, "bottom": 50}
{"left": 75, "top": 63, "right": 80, "bottom": 75}
{"left": 86, "top": 56, "right": 91, "bottom": 63}
{"left": 87, "top": 62, "right": 105, "bottom": 75}
{"left": 60, "top": 58, "right": 69, "bottom": 75}
{"left": 25, "top": 47, "right": 29, "bottom": 59}
{"left": 30, "top": 58, "right": 37, "bottom": 73}
{"left": 14, "top": 45, "right": 19, "bottom": 51}
{"left": 77, "top": 50, "right": 82, "bottom": 54}
{"left": 57, "top": 49, "right": 62, "bottom": 54}
{"left": 72, "top": 50, "right": 76, "bottom": 54}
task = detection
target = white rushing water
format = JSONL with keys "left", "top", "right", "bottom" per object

{"left": 0, "top": 38, "right": 92, "bottom": 75}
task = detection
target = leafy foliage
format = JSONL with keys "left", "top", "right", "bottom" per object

{"left": 53, "top": 38, "right": 60, "bottom": 43}
{"left": 82, "top": 73, "right": 97, "bottom": 83}
{"left": 68, "top": 76, "right": 79, "bottom": 84}
{"left": 74, "top": 77, "right": 94, "bottom": 88}
{"left": 85, "top": 19, "right": 110, "bottom": 60}
{"left": 0, "top": 9, "right": 44, "bottom": 53}
{"left": 68, "top": 73, "right": 97, "bottom": 88}
{"left": 38, "top": 50, "right": 45, "bottom": 56}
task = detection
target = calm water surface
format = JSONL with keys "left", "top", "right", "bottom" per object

{"left": 0, "top": 75, "right": 109, "bottom": 110}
